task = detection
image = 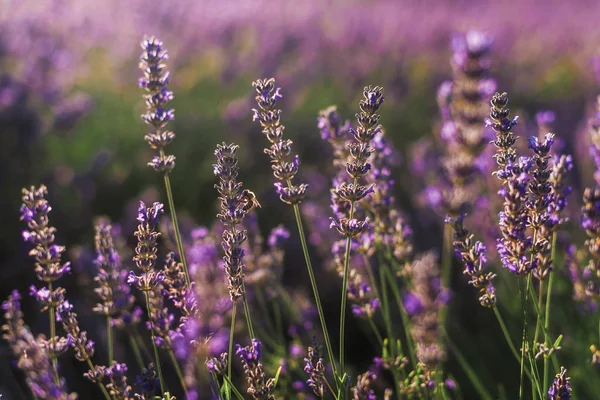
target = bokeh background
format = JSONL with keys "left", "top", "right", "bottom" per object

{"left": 2, "top": 0, "right": 600, "bottom": 398}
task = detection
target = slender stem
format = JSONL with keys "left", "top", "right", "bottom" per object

{"left": 533, "top": 281, "right": 544, "bottom": 344}
{"left": 143, "top": 291, "right": 165, "bottom": 395}
{"left": 128, "top": 330, "right": 146, "bottom": 370}
{"left": 518, "top": 277, "right": 527, "bottom": 400}
{"left": 291, "top": 202, "right": 337, "bottom": 380}
{"left": 133, "top": 326, "right": 153, "bottom": 361}
{"left": 381, "top": 263, "right": 417, "bottom": 367}
{"left": 47, "top": 281, "right": 60, "bottom": 385}
{"left": 543, "top": 232, "right": 557, "bottom": 393}
{"left": 160, "top": 150, "right": 190, "bottom": 287}
{"left": 440, "top": 224, "right": 452, "bottom": 328}
{"left": 339, "top": 233, "right": 353, "bottom": 379}
{"left": 242, "top": 291, "right": 255, "bottom": 340}
{"left": 227, "top": 302, "right": 237, "bottom": 399}
{"left": 366, "top": 317, "right": 384, "bottom": 347}
{"left": 492, "top": 306, "right": 520, "bottom": 361}
{"left": 210, "top": 371, "right": 225, "bottom": 400}
{"left": 168, "top": 349, "right": 188, "bottom": 396}
{"left": 106, "top": 316, "right": 113, "bottom": 364}
{"left": 222, "top": 374, "right": 246, "bottom": 400}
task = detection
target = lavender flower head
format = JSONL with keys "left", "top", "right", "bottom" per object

{"left": 252, "top": 78, "right": 308, "bottom": 204}
{"left": 214, "top": 142, "right": 256, "bottom": 301}
{"left": 20, "top": 185, "right": 71, "bottom": 282}
{"left": 304, "top": 336, "right": 326, "bottom": 397}
{"left": 138, "top": 36, "right": 176, "bottom": 173}
{"left": 93, "top": 221, "right": 134, "bottom": 320}
{"left": 446, "top": 214, "right": 496, "bottom": 307}
{"left": 330, "top": 86, "right": 385, "bottom": 238}
{"left": 236, "top": 339, "right": 276, "bottom": 400}
{"left": 128, "top": 202, "right": 165, "bottom": 292}
{"left": 352, "top": 371, "right": 377, "bottom": 400}
{"left": 547, "top": 366, "right": 571, "bottom": 400}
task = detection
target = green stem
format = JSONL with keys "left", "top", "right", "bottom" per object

{"left": 518, "top": 277, "right": 527, "bottom": 400}
{"left": 366, "top": 317, "right": 384, "bottom": 347}
{"left": 160, "top": 151, "right": 190, "bottom": 287}
{"left": 227, "top": 302, "right": 237, "bottom": 399}
{"left": 223, "top": 374, "right": 246, "bottom": 400}
{"left": 106, "top": 316, "right": 113, "bottom": 364}
{"left": 242, "top": 291, "right": 255, "bottom": 340}
{"left": 543, "top": 232, "right": 557, "bottom": 393}
{"left": 128, "top": 330, "right": 146, "bottom": 371}
{"left": 493, "top": 306, "right": 520, "bottom": 361}
{"left": 533, "top": 281, "right": 544, "bottom": 345}
{"left": 339, "top": 234, "right": 352, "bottom": 380}
{"left": 143, "top": 291, "right": 165, "bottom": 395}
{"left": 133, "top": 326, "right": 153, "bottom": 362}
{"left": 48, "top": 281, "right": 60, "bottom": 386}
{"left": 210, "top": 371, "right": 225, "bottom": 400}
{"left": 85, "top": 358, "right": 112, "bottom": 400}
{"left": 291, "top": 202, "right": 337, "bottom": 381}
{"left": 168, "top": 349, "right": 188, "bottom": 396}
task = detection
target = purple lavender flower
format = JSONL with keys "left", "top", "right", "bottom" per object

{"left": 214, "top": 142, "right": 256, "bottom": 302}
{"left": 252, "top": 78, "right": 308, "bottom": 204}
{"left": 352, "top": 371, "right": 377, "bottom": 400}
{"left": 236, "top": 339, "right": 276, "bottom": 400}
{"left": 139, "top": 36, "right": 177, "bottom": 173}
{"left": 304, "top": 337, "right": 326, "bottom": 397}
{"left": 129, "top": 202, "right": 165, "bottom": 292}
{"left": 547, "top": 366, "right": 571, "bottom": 399}
{"left": 20, "top": 185, "right": 71, "bottom": 282}
{"left": 446, "top": 214, "right": 496, "bottom": 307}
{"left": 93, "top": 221, "right": 135, "bottom": 321}
{"left": 56, "top": 300, "right": 95, "bottom": 363}
{"left": 135, "top": 363, "right": 160, "bottom": 399}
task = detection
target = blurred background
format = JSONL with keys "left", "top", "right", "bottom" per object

{"left": 2, "top": 0, "right": 600, "bottom": 398}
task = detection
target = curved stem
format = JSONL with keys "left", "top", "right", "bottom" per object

{"left": 227, "top": 302, "right": 237, "bottom": 399}
{"left": 106, "top": 316, "right": 113, "bottom": 364}
{"left": 143, "top": 290, "right": 165, "bottom": 395}
{"left": 543, "top": 232, "right": 557, "bottom": 392}
{"left": 291, "top": 202, "right": 337, "bottom": 381}
{"left": 168, "top": 348, "right": 188, "bottom": 396}
{"left": 160, "top": 148, "right": 190, "bottom": 287}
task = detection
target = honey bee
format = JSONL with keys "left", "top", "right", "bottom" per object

{"left": 240, "top": 189, "right": 261, "bottom": 212}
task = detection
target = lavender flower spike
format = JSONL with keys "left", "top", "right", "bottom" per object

{"left": 251, "top": 78, "right": 308, "bottom": 204}
{"left": 128, "top": 202, "right": 165, "bottom": 292}
{"left": 304, "top": 337, "right": 326, "bottom": 397}
{"left": 547, "top": 366, "right": 572, "bottom": 399}
{"left": 236, "top": 339, "right": 276, "bottom": 400}
{"left": 214, "top": 142, "right": 257, "bottom": 302}
{"left": 139, "top": 36, "right": 176, "bottom": 173}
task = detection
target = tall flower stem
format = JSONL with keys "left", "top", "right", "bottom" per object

{"left": 242, "top": 290, "right": 255, "bottom": 340}
{"left": 291, "top": 202, "right": 337, "bottom": 379}
{"left": 168, "top": 348, "right": 188, "bottom": 396}
{"left": 339, "top": 200, "right": 356, "bottom": 380}
{"left": 161, "top": 149, "right": 190, "bottom": 287}
{"left": 47, "top": 281, "right": 59, "bottom": 385}
{"left": 106, "top": 316, "right": 113, "bottom": 364}
{"left": 128, "top": 330, "right": 146, "bottom": 370}
{"left": 542, "top": 232, "right": 557, "bottom": 391}
{"left": 227, "top": 302, "right": 237, "bottom": 399}
{"left": 143, "top": 291, "right": 165, "bottom": 395}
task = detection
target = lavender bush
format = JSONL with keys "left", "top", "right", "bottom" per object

{"left": 4, "top": 7, "right": 600, "bottom": 399}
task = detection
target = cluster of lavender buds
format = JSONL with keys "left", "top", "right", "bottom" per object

{"left": 146, "top": 284, "right": 176, "bottom": 349}
{"left": 588, "top": 96, "right": 600, "bottom": 185}
{"left": 527, "top": 133, "right": 556, "bottom": 280}
{"left": 128, "top": 202, "right": 165, "bottom": 292}
{"left": 162, "top": 252, "right": 198, "bottom": 320}
{"left": 138, "top": 36, "right": 176, "bottom": 173}
{"left": 236, "top": 339, "right": 276, "bottom": 400}
{"left": 351, "top": 371, "right": 377, "bottom": 400}
{"left": 547, "top": 366, "right": 571, "bottom": 400}
{"left": 581, "top": 187, "right": 600, "bottom": 296}
{"left": 93, "top": 221, "right": 134, "bottom": 321}
{"left": 330, "top": 86, "right": 385, "bottom": 238}
{"left": 404, "top": 252, "right": 447, "bottom": 369}
{"left": 304, "top": 337, "right": 326, "bottom": 397}
{"left": 105, "top": 362, "right": 133, "bottom": 399}
{"left": 348, "top": 268, "right": 380, "bottom": 319}
{"left": 20, "top": 185, "right": 71, "bottom": 282}
{"left": 436, "top": 30, "right": 496, "bottom": 214}
{"left": 2, "top": 291, "right": 75, "bottom": 399}
{"left": 252, "top": 78, "right": 308, "bottom": 204}
{"left": 487, "top": 93, "right": 533, "bottom": 274}
{"left": 214, "top": 142, "right": 256, "bottom": 301}
{"left": 56, "top": 300, "right": 96, "bottom": 363}
{"left": 318, "top": 106, "right": 351, "bottom": 173}
{"left": 446, "top": 214, "right": 496, "bottom": 307}
{"left": 135, "top": 363, "right": 160, "bottom": 400}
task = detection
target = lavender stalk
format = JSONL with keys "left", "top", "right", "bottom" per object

{"left": 138, "top": 36, "right": 190, "bottom": 287}
{"left": 251, "top": 78, "right": 337, "bottom": 382}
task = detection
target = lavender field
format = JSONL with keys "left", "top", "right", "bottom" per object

{"left": 2, "top": 0, "right": 600, "bottom": 399}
